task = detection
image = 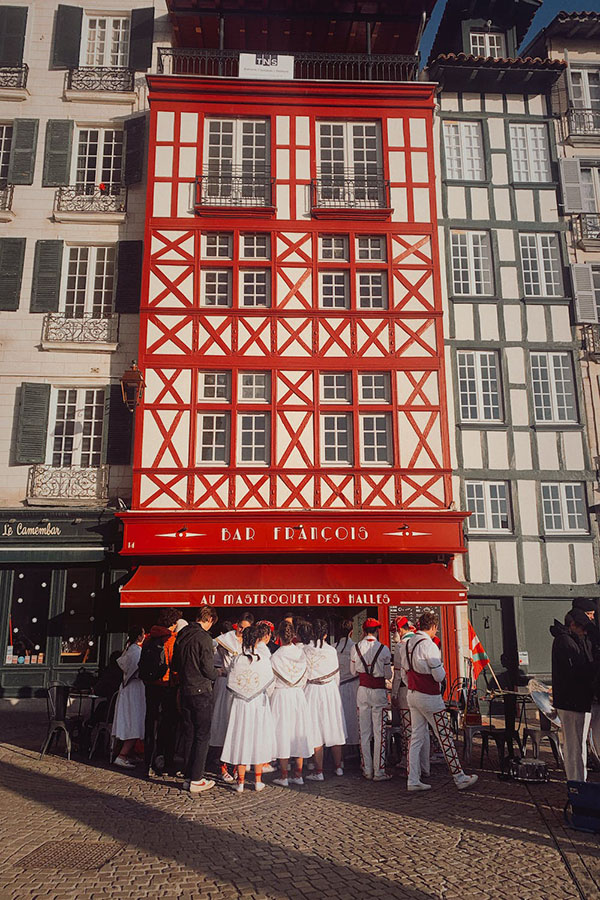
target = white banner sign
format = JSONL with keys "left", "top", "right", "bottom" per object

{"left": 239, "top": 53, "right": 294, "bottom": 80}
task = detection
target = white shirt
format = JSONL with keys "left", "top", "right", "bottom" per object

{"left": 397, "top": 631, "right": 446, "bottom": 686}
{"left": 350, "top": 636, "right": 392, "bottom": 680}
{"left": 392, "top": 632, "right": 412, "bottom": 696}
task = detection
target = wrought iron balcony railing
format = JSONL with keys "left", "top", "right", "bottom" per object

{"left": 42, "top": 313, "right": 119, "bottom": 344}
{"left": 27, "top": 465, "right": 109, "bottom": 503}
{"left": 566, "top": 107, "right": 600, "bottom": 137}
{"left": 311, "top": 171, "right": 390, "bottom": 210}
{"left": 157, "top": 48, "right": 418, "bottom": 82}
{"left": 582, "top": 324, "right": 600, "bottom": 360}
{"left": 195, "top": 168, "right": 274, "bottom": 208}
{"left": 0, "top": 183, "right": 14, "bottom": 211}
{"left": 54, "top": 185, "right": 127, "bottom": 214}
{"left": 66, "top": 67, "right": 135, "bottom": 92}
{"left": 574, "top": 213, "right": 600, "bottom": 243}
{"left": 0, "top": 64, "right": 28, "bottom": 89}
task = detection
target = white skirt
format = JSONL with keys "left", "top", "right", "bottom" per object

{"left": 270, "top": 687, "right": 312, "bottom": 759}
{"left": 340, "top": 678, "right": 360, "bottom": 745}
{"left": 113, "top": 678, "right": 145, "bottom": 741}
{"left": 209, "top": 675, "right": 232, "bottom": 747}
{"left": 222, "top": 691, "right": 276, "bottom": 766}
{"left": 305, "top": 680, "right": 347, "bottom": 751}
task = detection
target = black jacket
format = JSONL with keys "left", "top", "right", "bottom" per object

{"left": 172, "top": 623, "right": 217, "bottom": 696}
{"left": 550, "top": 620, "right": 594, "bottom": 713}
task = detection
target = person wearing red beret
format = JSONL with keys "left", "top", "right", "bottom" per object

{"left": 391, "top": 616, "right": 415, "bottom": 769}
{"left": 350, "top": 617, "right": 392, "bottom": 781}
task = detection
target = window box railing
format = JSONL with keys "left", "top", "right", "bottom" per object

{"left": 566, "top": 107, "right": 600, "bottom": 137}
{"left": 574, "top": 213, "right": 600, "bottom": 244}
{"left": 54, "top": 185, "right": 127, "bottom": 214}
{"left": 66, "top": 67, "right": 135, "bottom": 92}
{"left": 42, "top": 313, "right": 119, "bottom": 345}
{"left": 311, "top": 171, "right": 390, "bottom": 211}
{"left": 157, "top": 48, "right": 418, "bottom": 82}
{"left": 0, "top": 183, "right": 14, "bottom": 211}
{"left": 195, "top": 168, "right": 274, "bottom": 209}
{"left": 582, "top": 324, "right": 600, "bottom": 360}
{"left": 27, "top": 465, "right": 109, "bottom": 505}
{"left": 0, "top": 64, "right": 28, "bottom": 89}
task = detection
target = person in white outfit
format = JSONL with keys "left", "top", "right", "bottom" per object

{"left": 270, "top": 620, "right": 311, "bottom": 787}
{"left": 113, "top": 627, "right": 146, "bottom": 768}
{"left": 335, "top": 619, "right": 360, "bottom": 748}
{"left": 392, "top": 616, "right": 420, "bottom": 769}
{"left": 300, "top": 619, "right": 346, "bottom": 780}
{"left": 398, "top": 611, "right": 477, "bottom": 792}
{"left": 222, "top": 622, "right": 276, "bottom": 793}
{"left": 350, "top": 617, "right": 392, "bottom": 781}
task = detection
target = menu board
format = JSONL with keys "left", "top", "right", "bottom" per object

{"left": 389, "top": 605, "right": 442, "bottom": 627}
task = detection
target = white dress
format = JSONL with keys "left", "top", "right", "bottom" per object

{"left": 210, "top": 631, "right": 241, "bottom": 747}
{"left": 221, "top": 649, "right": 276, "bottom": 766}
{"left": 270, "top": 644, "right": 311, "bottom": 759}
{"left": 113, "top": 643, "right": 146, "bottom": 741}
{"left": 303, "top": 641, "right": 347, "bottom": 751}
{"left": 335, "top": 637, "right": 360, "bottom": 745}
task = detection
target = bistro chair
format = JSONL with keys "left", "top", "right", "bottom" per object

{"left": 88, "top": 690, "right": 119, "bottom": 761}
{"left": 39, "top": 682, "right": 73, "bottom": 761}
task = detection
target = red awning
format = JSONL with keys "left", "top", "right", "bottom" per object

{"left": 119, "top": 563, "right": 467, "bottom": 608}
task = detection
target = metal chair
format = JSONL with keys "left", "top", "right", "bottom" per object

{"left": 88, "top": 690, "right": 119, "bottom": 761}
{"left": 39, "top": 682, "right": 73, "bottom": 761}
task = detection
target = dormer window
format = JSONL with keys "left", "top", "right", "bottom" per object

{"left": 469, "top": 30, "right": 506, "bottom": 59}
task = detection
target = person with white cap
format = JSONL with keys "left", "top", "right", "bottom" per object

{"left": 350, "top": 617, "right": 392, "bottom": 781}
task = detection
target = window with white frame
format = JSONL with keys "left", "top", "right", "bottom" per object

{"left": 571, "top": 69, "right": 600, "bottom": 111}
{"left": 581, "top": 167, "right": 600, "bottom": 237}
{"left": 530, "top": 353, "right": 577, "bottom": 423}
{"left": 320, "top": 373, "right": 351, "bottom": 403}
{"left": 359, "top": 372, "right": 391, "bottom": 402}
{"left": 443, "top": 121, "right": 485, "bottom": 181}
{"left": 593, "top": 264, "right": 600, "bottom": 320}
{"left": 319, "top": 235, "right": 348, "bottom": 261}
{"left": 197, "top": 413, "right": 229, "bottom": 464}
{"left": 317, "top": 121, "right": 384, "bottom": 205}
{"left": 198, "top": 371, "right": 231, "bottom": 401}
{"left": 241, "top": 234, "right": 270, "bottom": 259}
{"left": 450, "top": 231, "right": 493, "bottom": 296}
{"left": 465, "top": 481, "right": 511, "bottom": 531}
{"left": 239, "top": 372, "right": 270, "bottom": 402}
{"left": 519, "top": 233, "right": 562, "bottom": 297}
{"left": 320, "top": 271, "right": 349, "bottom": 308}
{"left": 203, "top": 233, "right": 233, "bottom": 259}
{"left": 62, "top": 246, "right": 116, "bottom": 318}
{"left": 469, "top": 30, "right": 506, "bottom": 58}
{"left": 457, "top": 350, "right": 502, "bottom": 421}
{"left": 240, "top": 269, "right": 270, "bottom": 307}
{"left": 541, "top": 482, "right": 587, "bottom": 533}
{"left": 74, "top": 128, "right": 123, "bottom": 193}
{"left": 48, "top": 388, "right": 105, "bottom": 468}
{"left": 201, "top": 269, "right": 232, "bottom": 307}
{"left": 204, "top": 119, "right": 270, "bottom": 204}
{"left": 82, "top": 14, "right": 130, "bottom": 68}
{"left": 321, "top": 413, "right": 352, "bottom": 464}
{"left": 356, "top": 235, "right": 387, "bottom": 260}
{"left": 509, "top": 124, "right": 551, "bottom": 183}
{"left": 360, "top": 413, "right": 392, "bottom": 464}
{"left": 0, "top": 123, "right": 13, "bottom": 186}
{"left": 357, "top": 271, "right": 388, "bottom": 309}
{"left": 238, "top": 412, "right": 270, "bottom": 464}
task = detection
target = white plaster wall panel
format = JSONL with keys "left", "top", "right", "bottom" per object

{"left": 550, "top": 306, "right": 572, "bottom": 342}
{"left": 487, "top": 430, "right": 508, "bottom": 468}
{"left": 178, "top": 147, "right": 197, "bottom": 177}
{"left": 276, "top": 371, "right": 313, "bottom": 404}
{"left": 276, "top": 116, "right": 290, "bottom": 144}
{"left": 149, "top": 268, "right": 193, "bottom": 308}
{"left": 180, "top": 112, "right": 198, "bottom": 143}
{"left": 506, "top": 347, "right": 526, "bottom": 383}
{"left": 409, "top": 118, "right": 427, "bottom": 148}
{"left": 194, "top": 474, "right": 229, "bottom": 509}
{"left": 494, "top": 188, "right": 511, "bottom": 220}
{"left": 296, "top": 116, "right": 310, "bottom": 145}
{"left": 479, "top": 305, "right": 499, "bottom": 340}
{"left": 510, "top": 389, "right": 529, "bottom": 425}
{"left": 392, "top": 235, "right": 432, "bottom": 265}
{"left": 537, "top": 431, "right": 559, "bottom": 469}
{"left": 276, "top": 320, "right": 312, "bottom": 356}
{"left": 495, "top": 542, "right": 519, "bottom": 583}
{"left": 440, "top": 93, "right": 459, "bottom": 112}
{"left": 504, "top": 306, "right": 523, "bottom": 342}
{"left": 573, "top": 543, "right": 596, "bottom": 584}
{"left": 141, "top": 410, "right": 190, "bottom": 468}
{"left": 411, "top": 152, "right": 428, "bottom": 183}
{"left": 522, "top": 542, "right": 543, "bottom": 583}
{"left": 277, "top": 234, "right": 311, "bottom": 264}
{"left": 277, "top": 269, "right": 311, "bottom": 308}
{"left": 155, "top": 146, "right": 173, "bottom": 178}
{"left": 153, "top": 182, "right": 172, "bottom": 217}
{"left": 398, "top": 411, "right": 441, "bottom": 468}
{"left": 198, "top": 320, "right": 231, "bottom": 356}
{"left": 491, "top": 155, "right": 508, "bottom": 186}
{"left": 412, "top": 188, "right": 430, "bottom": 222}
{"left": 403, "top": 473, "right": 444, "bottom": 508}
{"left": 296, "top": 149, "right": 310, "bottom": 179}
{"left": 506, "top": 95, "right": 526, "bottom": 114}
{"left": 396, "top": 320, "right": 436, "bottom": 356}
{"left": 487, "top": 117, "right": 506, "bottom": 148}
{"left": 547, "top": 542, "right": 573, "bottom": 585}
{"left": 528, "top": 95, "right": 545, "bottom": 116}
{"left": 515, "top": 190, "right": 535, "bottom": 222}
{"left": 276, "top": 411, "right": 314, "bottom": 466}
{"left": 318, "top": 322, "right": 351, "bottom": 356}
{"left": 140, "top": 474, "right": 187, "bottom": 508}
{"left": 396, "top": 370, "right": 439, "bottom": 406}
{"left": 276, "top": 184, "right": 290, "bottom": 220}
{"left": 461, "top": 433, "right": 483, "bottom": 468}
{"left": 467, "top": 541, "right": 492, "bottom": 583}
{"left": 356, "top": 319, "right": 391, "bottom": 357}
{"left": 238, "top": 318, "right": 272, "bottom": 355}
{"left": 156, "top": 111, "right": 175, "bottom": 142}
{"left": 387, "top": 118, "right": 405, "bottom": 146}
{"left": 500, "top": 267, "right": 520, "bottom": 299}
{"left": 389, "top": 151, "right": 406, "bottom": 181}
{"left": 276, "top": 149, "right": 290, "bottom": 179}
{"left": 517, "top": 481, "right": 539, "bottom": 535}
{"left": 390, "top": 188, "right": 408, "bottom": 222}
{"left": 144, "top": 368, "right": 191, "bottom": 404}
{"left": 320, "top": 474, "right": 355, "bottom": 508}
{"left": 513, "top": 432, "right": 533, "bottom": 469}
{"left": 296, "top": 185, "right": 310, "bottom": 219}
{"left": 497, "top": 230, "right": 516, "bottom": 261}
{"left": 447, "top": 186, "right": 466, "bottom": 219}
{"left": 470, "top": 188, "right": 489, "bottom": 220}
{"left": 539, "top": 190, "right": 559, "bottom": 222}
{"left": 235, "top": 475, "right": 270, "bottom": 509}
{"left": 462, "top": 93, "right": 481, "bottom": 112}
{"left": 393, "top": 270, "right": 433, "bottom": 311}
{"left": 276, "top": 474, "right": 315, "bottom": 509}
{"left": 177, "top": 183, "right": 194, "bottom": 218}
{"left": 152, "top": 232, "right": 193, "bottom": 260}
{"left": 358, "top": 475, "right": 395, "bottom": 507}
{"left": 453, "top": 304, "right": 474, "bottom": 340}
{"left": 562, "top": 431, "right": 585, "bottom": 471}
{"left": 146, "top": 317, "right": 192, "bottom": 355}
{"left": 526, "top": 306, "right": 547, "bottom": 342}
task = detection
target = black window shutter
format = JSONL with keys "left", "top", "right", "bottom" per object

{"left": 0, "top": 237, "right": 25, "bottom": 310}
{"left": 114, "top": 240, "right": 143, "bottom": 313}
{"left": 52, "top": 5, "right": 82, "bottom": 69}
{"left": 0, "top": 6, "right": 27, "bottom": 67}
{"left": 30, "top": 240, "right": 63, "bottom": 313}
{"left": 129, "top": 8, "right": 154, "bottom": 71}
{"left": 124, "top": 116, "right": 146, "bottom": 185}
{"left": 8, "top": 119, "right": 39, "bottom": 185}
{"left": 104, "top": 384, "right": 133, "bottom": 466}
{"left": 42, "top": 119, "right": 73, "bottom": 187}
{"left": 15, "top": 382, "right": 51, "bottom": 464}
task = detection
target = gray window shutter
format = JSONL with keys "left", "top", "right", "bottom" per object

{"left": 0, "top": 6, "right": 27, "bottom": 66}
{"left": 571, "top": 263, "right": 598, "bottom": 323}
{"left": 114, "top": 241, "right": 143, "bottom": 313}
{"left": 0, "top": 237, "right": 25, "bottom": 310}
{"left": 129, "top": 8, "right": 154, "bottom": 71}
{"left": 15, "top": 383, "right": 50, "bottom": 464}
{"left": 7, "top": 119, "right": 39, "bottom": 185}
{"left": 124, "top": 116, "right": 145, "bottom": 185}
{"left": 52, "top": 5, "right": 82, "bottom": 69}
{"left": 42, "top": 119, "right": 73, "bottom": 187}
{"left": 104, "top": 384, "right": 133, "bottom": 466}
{"left": 30, "top": 240, "right": 63, "bottom": 313}
{"left": 559, "top": 158, "right": 585, "bottom": 214}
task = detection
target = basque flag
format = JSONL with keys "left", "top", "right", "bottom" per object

{"left": 468, "top": 620, "right": 490, "bottom": 680}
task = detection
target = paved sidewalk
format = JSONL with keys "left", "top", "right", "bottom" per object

{"left": 0, "top": 708, "right": 599, "bottom": 900}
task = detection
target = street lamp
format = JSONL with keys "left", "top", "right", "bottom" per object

{"left": 120, "top": 361, "right": 145, "bottom": 411}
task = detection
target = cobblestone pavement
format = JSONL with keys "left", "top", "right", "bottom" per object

{"left": 0, "top": 708, "right": 599, "bottom": 900}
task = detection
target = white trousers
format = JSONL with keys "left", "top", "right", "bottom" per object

{"left": 590, "top": 702, "right": 600, "bottom": 760}
{"left": 558, "top": 708, "right": 591, "bottom": 782}
{"left": 407, "top": 690, "right": 463, "bottom": 786}
{"left": 357, "top": 686, "right": 387, "bottom": 778}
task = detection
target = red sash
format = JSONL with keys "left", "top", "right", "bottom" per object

{"left": 355, "top": 642, "right": 386, "bottom": 690}
{"left": 406, "top": 638, "right": 440, "bottom": 696}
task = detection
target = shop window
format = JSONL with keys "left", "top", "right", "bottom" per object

{"left": 5, "top": 568, "right": 51, "bottom": 665}
{"left": 59, "top": 568, "right": 100, "bottom": 665}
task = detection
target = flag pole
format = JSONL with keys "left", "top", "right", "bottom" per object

{"left": 485, "top": 659, "right": 503, "bottom": 693}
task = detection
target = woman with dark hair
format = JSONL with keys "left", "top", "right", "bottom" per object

{"left": 335, "top": 619, "right": 360, "bottom": 750}
{"left": 113, "top": 626, "right": 146, "bottom": 769}
{"left": 301, "top": 618, "right": 346, "bottom": 780}
{"left": 222, "top": 622, "right": 276, "bottom": 792}
{"left": 270, "top": 620, "right": 311, "bottom": 787}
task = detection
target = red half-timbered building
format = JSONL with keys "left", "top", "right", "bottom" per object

{"left": 118, "top": 0, "right": 468, "bottom": 678}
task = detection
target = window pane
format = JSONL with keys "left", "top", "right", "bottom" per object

{"left": 242, "top": 234, "right": 270, "bottom": 258}
{"left": 357, "top": 271, "right": 387, "bottom": 309}
{"left": 239, "top": 372, "right": 270, "bottom": 402}
{"left": 204, "top": 234, "right": 233, "bottom": 258}
{"left": 489, "top": 482, "right": 510, "bottom": 530}
{"left": 444, "top": 122, "right": 462, "bottom": 179}
{"left": 199, "top": 371, "right": 231, "bottom": 401}
{"left": 457, "top": 351, "right": 478, "bottom": 420}
{"left": 361, "top": 414, "right": 391, "bottom": 463}
{"left": 551, "top": 354, "right": 576, "bottom": 422}
{"left": 471, "top": 233, "right": 493, "bottom": 295}
{"left": 320, "top": 271, "right": 349, "bottom": 308}
{"left": 202, "top": 270, "right": 232, "bottom": 306}
{"left": 542, "top": 483, "right": 563, "bottom": 530}
{"left": 320, "top": 235, "right": 348, "bottom": 260}
{"left": 465, "top": 482, "right": 486, "bottom": 529}
{"left": 479, "top": 352, "right": 501, "bottom": 420}
{"left": 356, "top": 236, "right": 386, "bottom": 260}
{"left": 238, "top": 413, "right": 269, "bottom": 463}
{"left": 359, "top": 373, "right": 390, "bottom": 401}
{"left": 321, "top": 373, "right": 351, "bottom": 402}
{"left": 322, "top": 414, "right": 352, "bottom": 463}
{"left": 451, "top": 232, "right": 470, "bottom": 294}
{"left": 241, "top": 269, "right": 270, "bottom": 307}
{"left": 6, "top": 569, "right": 51, "bottom": 665}
{"left": 564, "top": 483, "right": 586, "bottom": 530}
{"left": 60, "top": 568, "right": 100, "bottom": 665}
{"left": 0, "top": 123, "right": 13, "bottom": 184}
{"left": 198, "top": 413, "right": 229, "bottom": 463}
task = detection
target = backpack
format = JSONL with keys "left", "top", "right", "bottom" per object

{"left": 138, "top": 637, "right": 168, "bottom": 683}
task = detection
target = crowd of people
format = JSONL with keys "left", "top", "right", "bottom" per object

{"left": 106, "top": 607, "right": 478, "bottom": 795}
